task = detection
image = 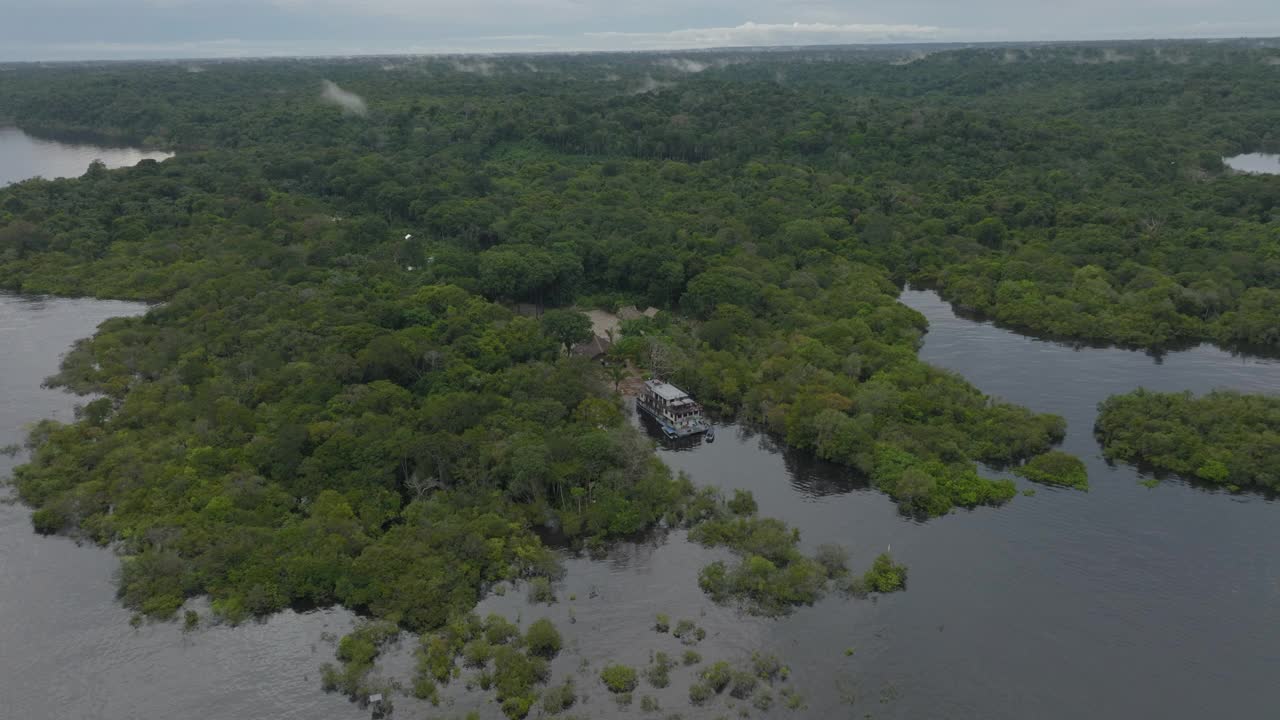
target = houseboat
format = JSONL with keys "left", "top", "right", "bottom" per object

{"left": 636, "top": 380, "right": 708, "bottom": 438}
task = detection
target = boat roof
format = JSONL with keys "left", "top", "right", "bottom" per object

{"left": 647, "top": 381, "right": 689, "bottom": 401}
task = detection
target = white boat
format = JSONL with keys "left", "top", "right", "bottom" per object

{"left": 635, "top": 380, "right": 708, "bottom": 438}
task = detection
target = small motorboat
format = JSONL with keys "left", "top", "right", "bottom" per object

{"left": 704, "top": 426, "right": 715, "bottom": 442}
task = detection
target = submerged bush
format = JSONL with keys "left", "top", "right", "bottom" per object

{"left": 689, "top": 681, "right": 715, "bottom": 705}
{"left": 644, "top": 652, "right": 673, "bottom": 688}
{"left": 654, "top": 613, "right": 671, "bottom": 633}
{"left": 863, "top": 553, "right": 908, "bottom": 593}
{"left": 701, "top": 661, "right": 733, "bottom": 694}
{"left": 541, "top": 678, "right": 576, "bottom": 714}
{"left": 600, "top": 663, "right": 638, "bottom": 694}
{"left": 729, "top": 670, "right": 758, "bottom": 699}
{"left": 526, "top": 577, "right": 557, "bottom": 604}
{"left": 525, "top": 618, "right": 562, "bottom": 659}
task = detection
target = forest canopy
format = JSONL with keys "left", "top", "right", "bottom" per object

{"left": 2, "top": 40, "right": 1277, "bottom": 631}
{"left": 1096, "top": 389, "right": 1280, "bottom": 490}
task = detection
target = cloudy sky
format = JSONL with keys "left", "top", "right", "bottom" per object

{"left": 3, "top": 0, "right": 1278, "bottom": 61}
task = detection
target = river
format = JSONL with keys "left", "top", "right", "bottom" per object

{"left": 0, "top": 127, "right": 172, "bottom": 186}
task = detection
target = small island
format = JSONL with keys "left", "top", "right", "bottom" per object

{"left": 1095, "top": 389, "right": 1280, "bottom": 491}
{"left": 1014, "top": 451, "right": 1089, "bottom": 490}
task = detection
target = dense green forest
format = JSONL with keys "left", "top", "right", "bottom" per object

{"left": 1, "top": 41, "right": 1278, "bottom": 644}
{"left": 1096, "top": 389, "right": 1280, "bottom": 490}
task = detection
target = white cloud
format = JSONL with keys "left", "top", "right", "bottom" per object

{"left": 320, "top": 80, "right": 367, "bottom": 115}
{"left": 585, "top": 20, "right": 944, "bottom": 49}
{"left": 656, "top": 58, "right": 709, "bottom": 72}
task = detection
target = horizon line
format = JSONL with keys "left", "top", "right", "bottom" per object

{"left": 2, "top": 34, "right": 1279, "bottom": 66}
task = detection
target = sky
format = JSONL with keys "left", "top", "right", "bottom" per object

{"left": 2, "top": 0, "right": 1278, "bottom": 61}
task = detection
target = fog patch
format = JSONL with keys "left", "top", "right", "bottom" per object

{"left": 450, "top": 59, "right": 496, "bottom": 76}
{"left": 657, "top": 58, "right": 709, "bottom": 73}
{"left": 320, "top": 80, "right": 367, "bottom": 116}
{"left": 185, "top": 65, "right": 205, "bottom": 74}
{"left": 891, "top": 51, "right": 931, "bottom": 65}
{"left": 1074, "top": 49, "right": 1135, "bottom": 65}
{"left": 629, "top": 75, "right": 675, "bottom": 95}
{"left": 1264, "top": 57, "right": 1280, "bottom": 66}
{"left": 1152, "top": 47, "right": 1190, "bottom": 64}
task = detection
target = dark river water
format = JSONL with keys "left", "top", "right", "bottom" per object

{"left": 0, "top": 127, "right": 172, "bottom": 186}
{"left": 2, "top": 133, "right": 1277, "bottom": 719}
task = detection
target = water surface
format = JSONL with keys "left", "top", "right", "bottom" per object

{"left": 0, "top": 127, "right": 171, "bottom": 186}
{"left": 1223, "top": 152, "right": 1280, "bottom": 174}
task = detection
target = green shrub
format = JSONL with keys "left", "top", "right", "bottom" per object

{"left": 782, "top": 688, "right": 806, "bottom": 710}
{"left": 654, "top": 613, "right": 671, "bottom": 633}
{"left": 492, "top": 645, "right": 549, "bottom": 701}
{"left": 814, "top": 544, "right": 850, "bottom": 578}
{"left": 750, "top": 652, "right": 783, "bottom": 681}
{"left": 727, "top": 489, "right": 758, "bottom": 516}
{"left": 863, "top": 553, "right": 907, "bottom": 593}
{"left": 541, "top": 678, "right": 576, "bottom": 714}
{"left": 30, "top": 506, "right": 65, "bottom": 534}
{"left": 462, "top": 638, "right": 493, "bottom": 667}
{"left": 484, "top": 614, "right": 521, "bottom": 645}
{"left": 682, "top": 650, "right": 702, "bottom": 666}
{"left": 525, "top": 618, "right": 562, "bottom": 659}
{"left": 600, "top": 663, "right": 638, "bottom": 694}
{"left": 501, "top": 694, "right": 536, "bottom": 719}
{"left": 1015, "top": 450, "right": 1089, "bottom": 490}
{"left": 729, "top": 670, "right": 757, "bottom": 699}
{"left": 701, "top": 661, "right": 732, "bottom": 693}
{"left": 527, "top": 576, "right": 557, "bottom": 604}
{"left": 412, "top": 675, "right": 439, "bottom": 704}
{"left": 644, "top": 659, "right": 671, "bottom": 688}
{"left": 689, "top": 681, "right": 715, "bottom": 705}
